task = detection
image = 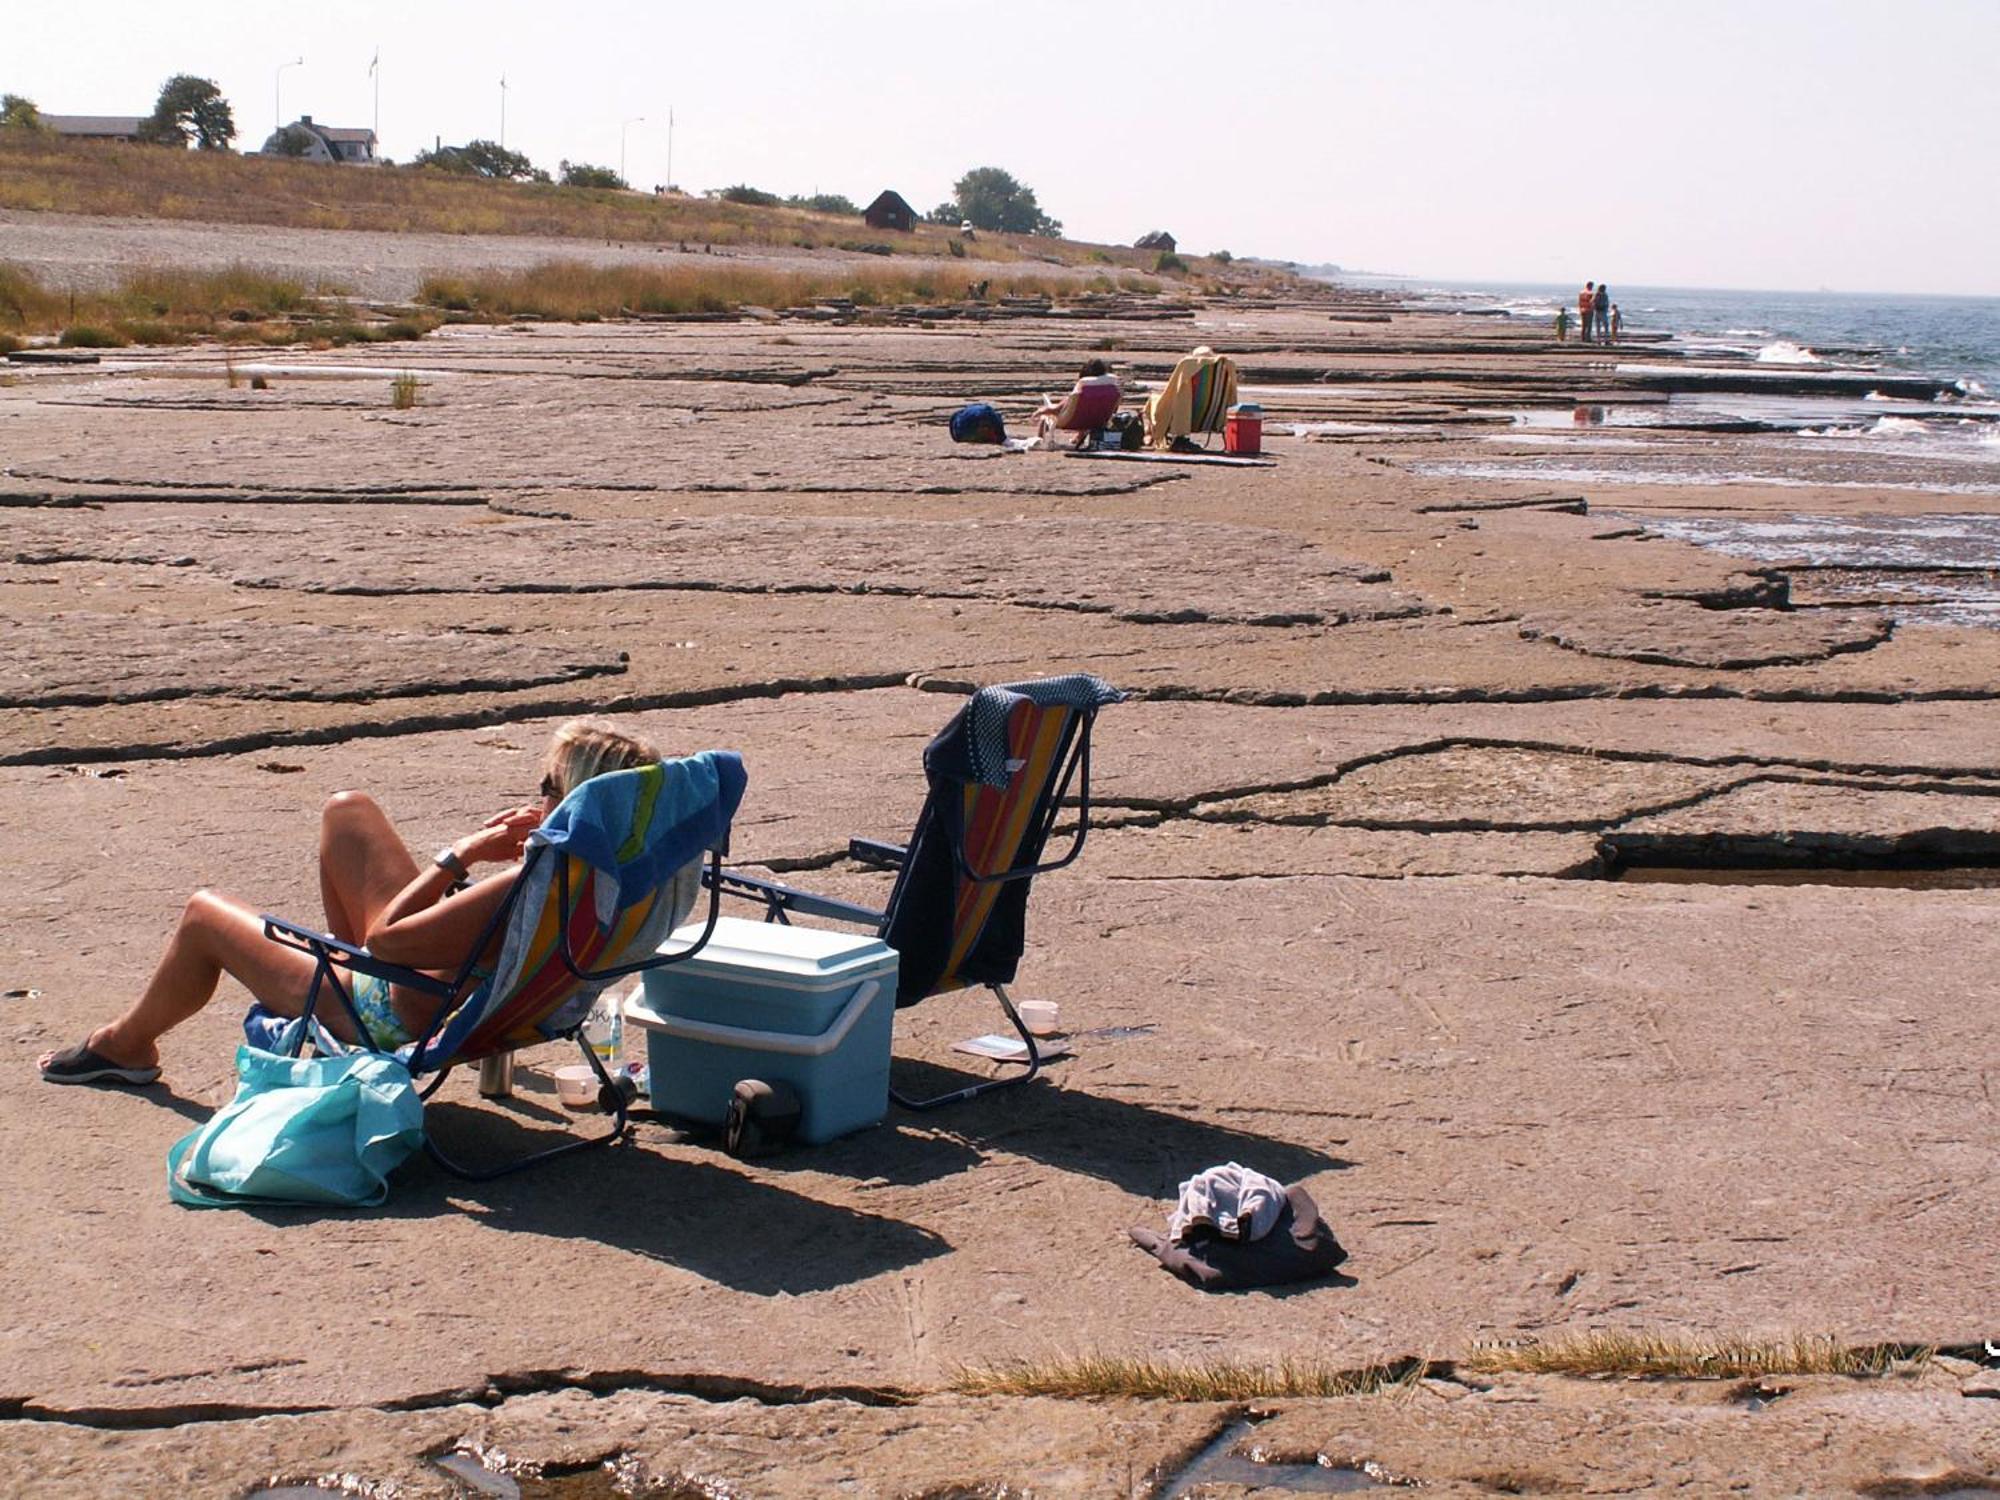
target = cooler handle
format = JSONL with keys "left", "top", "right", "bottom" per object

{"left": 629, "top": 980, "right": 880, "bottom": 1058}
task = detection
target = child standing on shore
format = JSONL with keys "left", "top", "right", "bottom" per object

{"left": 1555, "top": 306, "right": 1569, "bottom": 342}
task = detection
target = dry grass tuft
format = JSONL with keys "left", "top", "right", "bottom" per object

{"left": 1464, "top": 1332, "right": 1930, "bottom": 1380}
{"left": 0, "top": 261, "right": 441, "bottom": 347}
{"left": 951, "top": 1354, "right": 1428, "bottom": 1402}
{"left": 417, "top": 260, "right": 1150, "bottom": 322}
{"left": 390, "top": 372, "right": 420, "bottom": 409}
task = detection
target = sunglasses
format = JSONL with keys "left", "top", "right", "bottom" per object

{"left": 539, "top": 773, "right": 561, "bottom": 800}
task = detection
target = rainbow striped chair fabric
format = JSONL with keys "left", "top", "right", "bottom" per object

{"left": 262, "top": 752, "right": 746, "bottom": 1178}
{"left": 1143, "top": 350, "right": 1240, "bottom": 448}
{"left": 710, "top": 675, "right": 1123, "bottom": 1109}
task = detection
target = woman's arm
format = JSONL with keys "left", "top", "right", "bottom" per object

{"left": 362, "top": 805, "right": 542, "bottom": 967}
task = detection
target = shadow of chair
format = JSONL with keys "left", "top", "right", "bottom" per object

{"left": 330, "top": 1098, "right": 956, "bottom": 1296}
{"left": 882, "top": 1058, "right": 1354, "bottom": 1198}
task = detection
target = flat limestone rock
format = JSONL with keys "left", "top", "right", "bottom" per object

{"left": 0, "top": 1390, "right": 1220, "bottom": 1500}
{"left": 1248, "top": 1373, "right": 1999, "bottom": 1497}
{"left": 1195, "top": 745, "right": 1730, "bottom": 831}
{"left": 8, "top": 510, "right": 1425, "bottom": 630}
{"left": 1518, "top": 603, "right": 1892, "bottom": 669}
{"left": 1612, "top": 778, "right": 2000, "bottom": 861}
{"left": 0, "top": 614, "right": 626, "bottom": 708}
{"left": 1094, "top": 821, "right": 1600, "bottom": 879}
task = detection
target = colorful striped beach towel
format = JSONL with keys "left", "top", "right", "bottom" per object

{"left": 414, "top": 752, "right": 746, "bottom": 1068}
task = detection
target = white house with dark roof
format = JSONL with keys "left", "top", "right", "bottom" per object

{"left": 43, "top": 114, "right": 148, "bottom": 143}
{"left": 259, "top": 115, "right": 378, "bottom": 164}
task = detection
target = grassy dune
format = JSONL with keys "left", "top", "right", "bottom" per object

{"left": 0, "top": 133, "right": 1154, "bottom": 267}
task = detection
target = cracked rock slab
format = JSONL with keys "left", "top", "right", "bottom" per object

{"left": 0, "top": 1389, "right": 1226, "bottom": 1499}
{"left": 1518, "top": 603, "right": 1892, "bottom": 669}
{"left": 9, "top": 509, "right": 1426, "bottom": 629}
{"left": 1195, "top": 745, "right": 1731, "bottom": 831}
{"left": 1095, "top": 822, "right": 1602, "bottom": 879}
{"left": 0, "top": 614, "right": 626, "bottom": 708}
{"left": 1611, "top": 778, "right": 2000, "bottom": 864}
{"left": 1247, "top": 1372, "right": 2000, "bottom": 1497}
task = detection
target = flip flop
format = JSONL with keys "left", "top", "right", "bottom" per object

{"left": 39, "top": 1041, "right": 161, "bottom": 1087}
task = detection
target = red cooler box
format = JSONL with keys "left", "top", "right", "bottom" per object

{"left": 1224, "top": 402, "right": 1263, "bottom": 456}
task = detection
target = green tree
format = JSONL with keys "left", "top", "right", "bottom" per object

{"left": 414, "top": 139, "right": 546, "bottom": 181}
{"left": 140, "top": 74, "right": 235, "bottom": 150}
{"left": 0, "top": 94, "right": 46, "bottom": 131}
{"left": 269, "top": 124, "right": 316, "bottom": 157}
{"left": 941, "top": 167, "right": 1061, "bottom": 237}
{"left": 706, "top": 184, "right": 780, "bottom": 206}
{"left": 787, "top": 192, "right": 859, "bottom": 216}
{"left": 559, "top": 160, "right": 625, "bottom": 188}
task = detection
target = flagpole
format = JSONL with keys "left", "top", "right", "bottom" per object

{"left": 666, "top": 106, "right": 674, "bottom": 191}
{"left": 499, "top": 74, "right": 507, "bottom": 148}
{"left": 370, "top": 48, "right": 379, "bottom": 157}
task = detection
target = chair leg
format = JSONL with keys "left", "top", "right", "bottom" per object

{"left": 422, "top": 1038, "right": 635, "bottom": 1181}
{"left": 889, "top": 983, "right": 1044, "bottom": 1111}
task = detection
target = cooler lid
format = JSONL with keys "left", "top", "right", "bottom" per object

{"left": 658, "top": 914, "right": 897, "bottom": 987}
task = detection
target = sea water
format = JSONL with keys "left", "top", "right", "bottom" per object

{"left": 1361, "top": 277, "right": 2000, "bottom": 394}
{"left": 1327, "top": 273, "right": 2000, "bottom": 623}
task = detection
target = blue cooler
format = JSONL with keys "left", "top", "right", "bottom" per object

{"left": 625, "top": 916, "right": 898, "bottom": 1144}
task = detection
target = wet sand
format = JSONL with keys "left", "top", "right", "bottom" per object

{"left": 2, "top": 217, "right": 1998, "bottom": 1495}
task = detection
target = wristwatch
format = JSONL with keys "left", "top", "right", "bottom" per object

{"left": 433, "top": 846, "right": 470, "bottom": 881}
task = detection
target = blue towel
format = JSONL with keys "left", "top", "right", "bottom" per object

{"left": 531, "top": 750, "right": 746, "bottom": 919}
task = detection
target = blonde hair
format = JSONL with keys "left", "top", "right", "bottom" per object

{"left": 543, "top": 717, "right": 659, "bottom": 798}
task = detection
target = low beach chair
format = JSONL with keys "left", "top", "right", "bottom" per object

{"left": 1143, "top": 349, "right": 1239, "bottom": 449}
{"left": 708, "top": 675, "right": 1123, "bottom": 1109}
{"left": 1042, "top": 375, "right": 1124, "bottom": 448}
{"left": 261, "top": 752, "right": 747, "bottom": 1179}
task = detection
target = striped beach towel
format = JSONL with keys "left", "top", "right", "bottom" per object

{"left": 415, "top": 752, "right": 746, "bottom": 1068}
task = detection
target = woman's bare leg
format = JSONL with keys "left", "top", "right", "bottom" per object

{"left": 41, "top": 888, "right": 351, "bottom": 1071}
{"left": 318, "top": 791, "right": 421, "bottom": 946}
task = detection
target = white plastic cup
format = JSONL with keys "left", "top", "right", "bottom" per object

{"left": 1017, "top": 1000, "right": 1061, "bottom": 1036}
{"left": 554, "top": 1064, "right": 600, "bottom": 1111}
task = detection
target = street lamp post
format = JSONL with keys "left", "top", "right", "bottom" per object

{"left": 620, "top": 116, "right": 644, "bottom": 187}
{"left": 274, "top": 57, "right": 303, "bottom": 139}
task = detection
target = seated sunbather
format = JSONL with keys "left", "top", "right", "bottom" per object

{"left": 1034, "top": 359, "right": 1122, "bottom": 448}
{"left": 38, "top": 718, "right": 659, "bottom": 1086}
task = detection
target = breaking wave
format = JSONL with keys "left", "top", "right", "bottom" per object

{"left": 1756, "top": 340, "right": 1820, "bottom": 365}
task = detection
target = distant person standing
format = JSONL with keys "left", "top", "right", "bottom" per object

{"left": 1609, "top": 304, "right": 1622, "bottom": 342}
{"left": 1554, "top": 305, "right": 1569, "bottom": 342}
{"left": 1593, "top": 282, "right": 1611, "bottom": 341}
{"left": 1577, "top": 281, "right": 1596, "bottom": 343}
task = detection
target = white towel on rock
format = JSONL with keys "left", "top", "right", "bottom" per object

{"left": 1167, "top": 1162, "right": 1288, "bottom": 1244}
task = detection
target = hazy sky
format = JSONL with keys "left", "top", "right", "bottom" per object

{"left": 10, "top": 0, "right": 1998, "bottom": 296}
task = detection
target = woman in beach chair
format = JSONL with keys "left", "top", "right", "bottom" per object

{"left": 1033, "top": 358, "right": 1123, "bottom": 449}
{"left": 39, "top": 718, "right": 662, "bottom": 1087}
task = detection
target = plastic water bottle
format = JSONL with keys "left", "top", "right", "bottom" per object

{"left": 584, "top": 992, "right": 621, "bottom": 1065}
